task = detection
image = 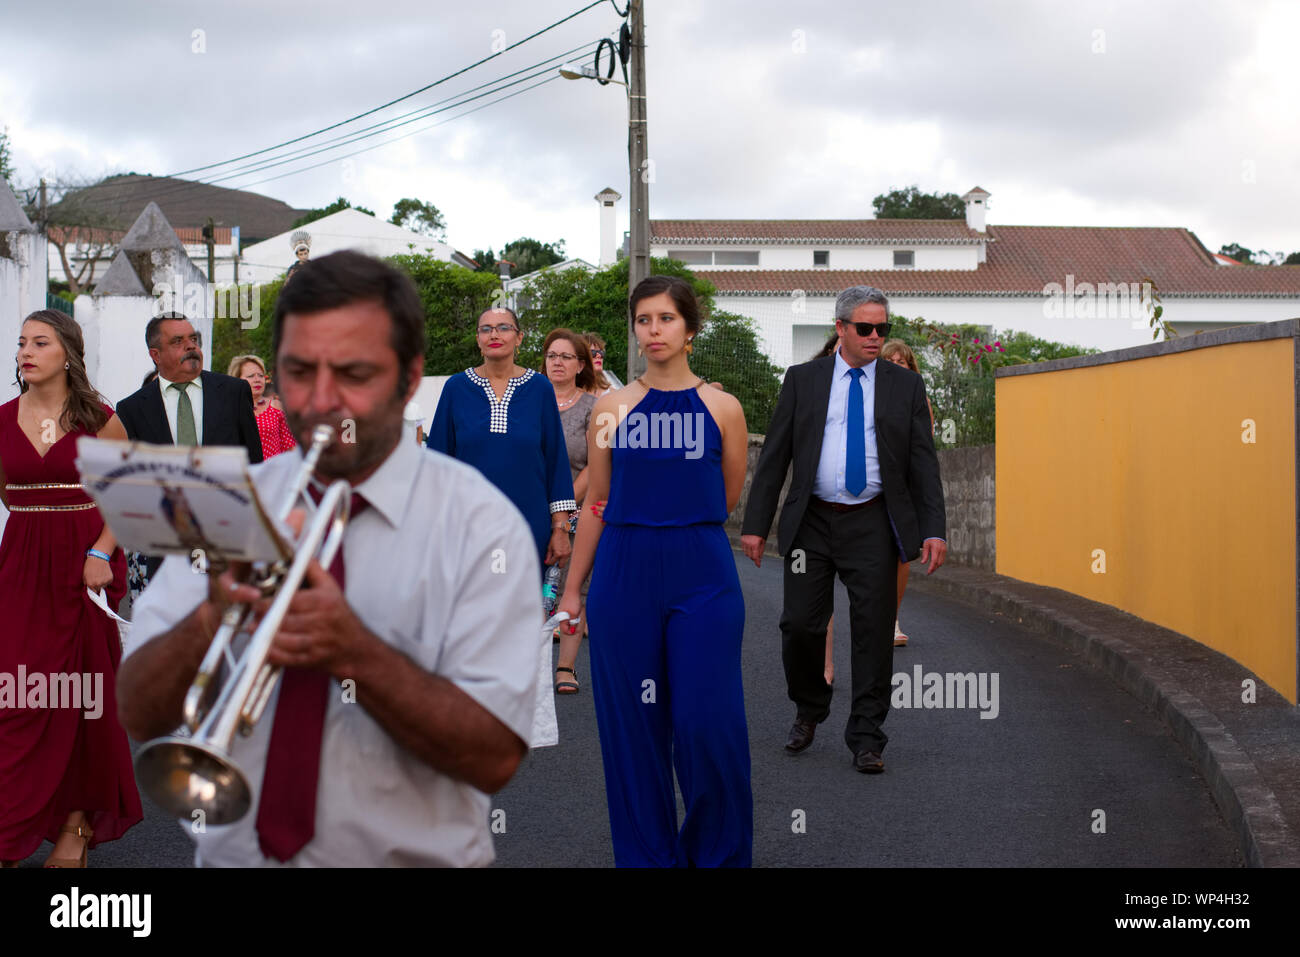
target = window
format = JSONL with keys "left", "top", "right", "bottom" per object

{"left": 667, "top": 249, "right": 713, "bottom": 265}
{"left": 893, "top": 250, "right": 915, "bottom": 268}
{"left": 713, "top": 250, "right": 759, "bottom": 266}
{"left": 813, "top": 250, "right": 829, "bottom": 267}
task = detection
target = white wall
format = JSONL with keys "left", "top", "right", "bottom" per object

{"left": 0, "top": 230, "right": 49, "bottom": 405}
{"left": 0, "top": 257, "right": 22, "bottom": 406}
{"left": 652, "top": 244, "right": 981, "bottom": 271}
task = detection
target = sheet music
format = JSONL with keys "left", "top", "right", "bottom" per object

{"left": 75, "top": 438, "right": 291, "bottom": 564}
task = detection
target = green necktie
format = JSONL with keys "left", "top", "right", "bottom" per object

{"left": 171, "top": 382, "right": 197, "bottom": 445}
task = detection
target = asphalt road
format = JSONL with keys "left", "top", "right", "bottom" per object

{"left": 13, "top": 552, "right": 1241, "bottom": 868}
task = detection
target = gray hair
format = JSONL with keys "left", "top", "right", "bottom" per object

{"left": 834, "top": 286, "right": 889, "bottom": 322}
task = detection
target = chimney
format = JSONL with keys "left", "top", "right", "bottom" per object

{"left": 498, "top": 260, "right": 513, "bottom": 281}
{"left": 595, "top": 187, "right": 622, "bottom": 267}
{"left": 961, "top": 186, "right": 990, "bottom": 233}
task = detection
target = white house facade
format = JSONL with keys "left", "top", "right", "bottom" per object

{"left": 651, "top": 188, "right": 1300, "bottom": 369}
{"left": 238, "top": 208, "right": 476, "bottom": 283}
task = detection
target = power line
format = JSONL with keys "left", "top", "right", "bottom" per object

{"left": 168, "top": 0, "right": 607, "bottom": 179}
{"left": 227, "top": 72, "right": 568, "bottom": 193}
{"left": 194, "top": 42, "right": 602, "bottom": 188}
{"left": 72, "top": 36, "right": 608, "bottom": 211}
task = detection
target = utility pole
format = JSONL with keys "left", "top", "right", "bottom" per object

{"left": 203, "top": 217, "right": 215, "bottom": 282}
{"left": 39, "top": 178, "right": 49, "bottom": 293}
{"left": 626, "top": 0, "right": 650, "bottom": 381}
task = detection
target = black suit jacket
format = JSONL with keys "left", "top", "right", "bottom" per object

{"left": 741, "top": 354, "right": 945, "bottom": 559}
{"left": 116, "top": 369, "right": 264, "bottom": 465}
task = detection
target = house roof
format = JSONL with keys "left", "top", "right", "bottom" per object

{"left": 651, "top": 218, "right": 983, "bottom": 245}
{"left": 50, "top": 174, "right": 307, "bottom": 244}
{"left": 694, "top": 225, "right": 1300, "bottom": 299}
{"left": 47, "top": 224, "right": 233, "bottom": 246}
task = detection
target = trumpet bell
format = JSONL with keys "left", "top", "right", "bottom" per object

{"left": 135, "top": 737, "right": 252, "bottom": 826}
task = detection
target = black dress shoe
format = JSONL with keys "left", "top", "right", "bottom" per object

{"left": 853, "top": 750, "right": 885, "bottom": 774}
{"left": 784, "top": 717, "right": 817, "bottom": 754}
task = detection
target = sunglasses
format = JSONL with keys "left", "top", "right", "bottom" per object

{"left": 839, "top": 320, "right": 891, "bottom": 338}
{"left": 589, "top": 349, "right": 605, "bottom": 358}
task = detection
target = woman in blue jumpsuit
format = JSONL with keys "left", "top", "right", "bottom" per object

{"left": 558, "top": 277, "right": 752, "bottom": 867}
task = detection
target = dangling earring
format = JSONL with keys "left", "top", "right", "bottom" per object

{"left": 637, "top": 345, "right": 643, "bottom": 357}
{"left": 685, "top": 339, "right": 694, "bottom": 356}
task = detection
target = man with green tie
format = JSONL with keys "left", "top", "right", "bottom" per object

{"left": 116, "top": 312, "right": 263, "bottom": 578}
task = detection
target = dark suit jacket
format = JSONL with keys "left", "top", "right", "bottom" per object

{"left": 741, "top": 354, "right": 945, "bottom": 560}
{"left": 117, "top": 369, "right": 264, "bottom": 465}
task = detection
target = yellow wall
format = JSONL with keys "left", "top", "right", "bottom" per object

{"left": 997, "top": 337, "right": 1297, "bottom": 702}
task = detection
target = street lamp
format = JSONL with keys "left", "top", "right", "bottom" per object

{"left": 558, "top": 0, "right": 649, "bottom": 381}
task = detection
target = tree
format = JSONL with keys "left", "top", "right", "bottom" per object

{"left": 291, "top": 197, "right": 375, "bottom": 228}
{"left": 26, "top": 176, "right": 125, "bottom": 296}
{"left": 386, "top": 252, "right": 508, "bottom": 375}
{"left": 0, "top": 127, "right": 14, "bottom": 192}
{"left": 872, "top": 185, "right": 965, "bottom": 220}
{"left": 475, "top": 237, "right": 567, "bottom": 278}
{"left": 518, "top": 257, "right": 783, "bottom": 427}
{"left": 1217, "top": 242, "right": 1252, "bottom": 263}
{"left": 389, "top": 198, "right": 446, "bottom": 239}
{"left": 1217, "top": 242, "right": 1300, "bottom": 265}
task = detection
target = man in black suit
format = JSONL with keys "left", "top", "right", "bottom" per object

{"left": 117, "top": 312, "right": 263, "bottom": 575}
{"left": 741, "top": 286, "right": 946, "bottom": 774}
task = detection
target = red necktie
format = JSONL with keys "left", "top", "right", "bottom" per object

{"left": 256, "top": 488, "right": 365, "bottom": 862}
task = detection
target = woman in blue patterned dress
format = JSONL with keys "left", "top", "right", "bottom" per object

{"left": 558, "top": 277, "right": 752, "bottom": 867}
{"left": 426, "top": 307, "right": 574, "bottom": 570}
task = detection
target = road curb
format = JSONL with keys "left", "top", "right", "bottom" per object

{"left": 909, "top": 568, "right": 1300, "bottom": 869}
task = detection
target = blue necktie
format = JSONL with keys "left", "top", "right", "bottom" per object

{"left": 846, "top": 367, "right": 866, "bottom": 496}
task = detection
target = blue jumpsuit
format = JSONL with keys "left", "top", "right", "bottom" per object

{"left": 585, "top": 385, "right": 752, "bottom": 867}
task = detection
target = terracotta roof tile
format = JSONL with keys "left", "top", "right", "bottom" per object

{"left": 694, "top": 225, "right": 1300, "bottom": 298}
{"left": 47, "top": 224, "right": 233, "bottom": 246}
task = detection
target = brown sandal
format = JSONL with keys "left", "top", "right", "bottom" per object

{"left": 554, "top": 666, "right": 580, "bottom": 695}
{"left": 44, "top": 823, "right": 93, "bottom": 868}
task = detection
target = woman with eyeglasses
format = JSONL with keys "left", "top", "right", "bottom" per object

{"left": 227, "top": 354, "right": 296, "bottom": 459}
{"left": 540, "top": 329, "right": 596, "bottom": 694}
{"left": 427, "top": 308, "right": 575, "bottom": 573}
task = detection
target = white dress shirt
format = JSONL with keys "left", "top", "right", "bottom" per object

{"left": 155, "top": 372, "right": 204, "bottom": 445}
{"left": 813, "top": 347, "right": 883, "bottom": 503}
{"left": 128, "top": 435, "right": 544, "bottom": 867}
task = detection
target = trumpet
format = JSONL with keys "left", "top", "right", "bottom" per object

{"left": 134, "top": 424, "right": 353, "bottom": 825}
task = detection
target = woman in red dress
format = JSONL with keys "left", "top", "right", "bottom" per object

{"left": 228, "top": 354, "right": 296, "bottom": 458}
{"left": 0, "top": 310, "right": 142, "bottom": 867}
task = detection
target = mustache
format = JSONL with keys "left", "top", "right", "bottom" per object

{"left": 182, "top": 351, "right": 202, "bottom": 362}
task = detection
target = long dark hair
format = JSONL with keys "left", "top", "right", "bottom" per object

{"left": 814, "top": 331, "right": 839, "bottom": 359}
{"left": 17, "top": 310, "right": 109, "bottom": 434}
{"left": 628, "top": 275, "right": 701, "bottom": 334}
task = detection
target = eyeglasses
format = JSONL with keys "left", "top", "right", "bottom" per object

{"left": 478, "top": 324, "right": 519, "bottom": 335}
{"left": 545, "top": 352, "right": 578, "bottom": 362}
{"left": 589, "top": 349, "right": 604, "bottom": 358}
{"left": 839, "top": 320, "right": 891, "bottom": 338}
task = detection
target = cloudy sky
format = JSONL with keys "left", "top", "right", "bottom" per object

{"left": 3, "top": 0, "right": 1297, "bottom": 263}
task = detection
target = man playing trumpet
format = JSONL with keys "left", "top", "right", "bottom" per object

{"left": 118, "top": 251, "right": 543, "bottom": 867}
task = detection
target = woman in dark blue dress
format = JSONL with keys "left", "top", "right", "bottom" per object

{"left": 427, "top": 308, "right": 575, "bottom": 569}
{"left": 558, "top": 277, "right": 752, "bottom": 867}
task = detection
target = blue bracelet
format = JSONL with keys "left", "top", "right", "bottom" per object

{"left": 86, "top": 548, "right": 112, "bottom": 562}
